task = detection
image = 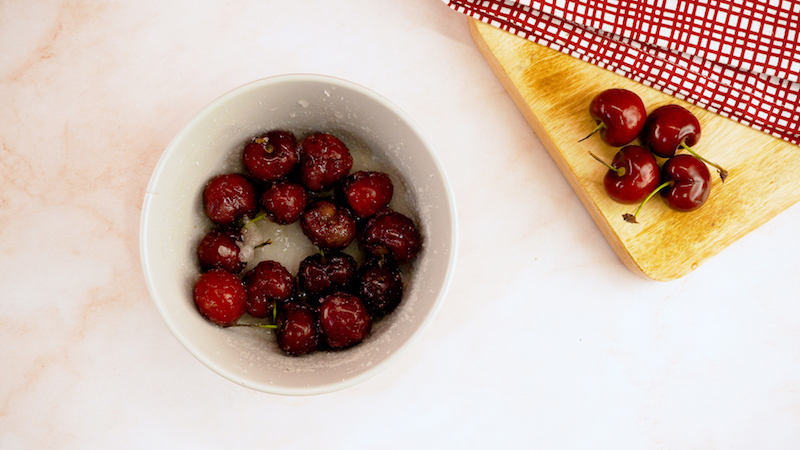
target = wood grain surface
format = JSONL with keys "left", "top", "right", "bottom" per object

{"left": 469, "top": 19, "right": 800, "bottom": 281}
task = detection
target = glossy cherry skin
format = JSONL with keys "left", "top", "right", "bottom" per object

{"left": 641, "top": 104, "right": 701, "bottom": 158}
{"left": 318, "top": 293, "right": 372, "bottom": 349}
{"left": 261, "top": 181, "right": 309, "bottom": 225}
{"left": 276, "top": 301, "right": 320, "bottom": 356}
{"left": 603, "top": 145, "right": 661, "bottom": 204}
{"left": 298, "top": 133, "right": 353, "bottom": 191}
{"left": 357, "top": 258, "right": 403, "bottom": 317}
{"left": 242, "top": 260, "right": 296, "bottom": 318}
{"left": 339, "top": 171, "right": 394, "bottom": 218}
{"left": 298, "top": 252, "right": 357, "bottom": 300}
{"left": 300, "top": 200, "right": 357, "bottom": 251}
{"left": 358, "top": 209, "right": 421, "bottom": 264}
{"left": 660, "top": 154, "right": 711, "bottom": 211}
{"left": 197, "top": 229, "right": 245, "bottom": 274}
{"left": 589, "top": 89, "right": 647, "bottom": 146}
{"left": 203, "top": 173, "right": 257, "bottom": 226}
{"left": 242, "top": 130, "right": 299, "bottom": 182}
{"left": 193, "top": 269, "right": 247, "bottom": 326}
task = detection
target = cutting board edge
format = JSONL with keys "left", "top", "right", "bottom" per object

{"left": 469, "top": 18, "right": 675, "bottom": 281}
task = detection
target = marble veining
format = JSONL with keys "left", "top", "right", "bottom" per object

{"left": 2, "top": 1, "right": 800, "bottom": 448}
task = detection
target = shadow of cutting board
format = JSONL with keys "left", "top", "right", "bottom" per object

{"left": 469, "top": 19, "right": 800, "bottom": 281}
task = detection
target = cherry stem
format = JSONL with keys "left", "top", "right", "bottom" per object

{"left": 588, "top": 151, "right": 625, "bottom": 176}
{"left": 231, "top": 323, "right": 277, "bottom": 329}
{"left": 241, "top": 212, "right": 267, "bottom": 228}
{"left": 680, "top": 142, "right": 728, "bottom": 182}
{"left": 254, "top": 239, "right": 272, "bottom": 249}
{"left": 578, "top": 122, "right": 605, "bottom": 142}
{"left": 623, "top": 180, "right": 673, "bottom": 224}
{"left": 232, "top": 302, "right": 279, "bottom": 331}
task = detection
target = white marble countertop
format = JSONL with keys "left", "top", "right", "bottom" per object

{"left": 3, "top": 1, "right": 799, "bottom": 448}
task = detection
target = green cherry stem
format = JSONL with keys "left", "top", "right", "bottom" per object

{"left": 231, "top": 322, "right": 277, "bottom": 329}
{"left": 589, "top": 151, "right": 625, "bottom": 176}
{"left": 578, "top": 122, "right": 605, "bottom": 142}
{"left": 623, "top": 180, "right": 674, "bottom": 224}
{"left": 241, "top": 214, "right": 271, "bottom": 248}
{"left": 680, "top": 142, "right": 728, "bottom": 182}
{"left": 241, "top": 211, "right": 268, "bottom": 228}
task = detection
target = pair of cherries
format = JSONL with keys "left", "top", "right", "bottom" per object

{"left": 584, "top": 88, "right": 727, "bottom": 223}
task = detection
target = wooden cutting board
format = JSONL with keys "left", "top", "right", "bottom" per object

{"left": 469, "top": 19, "right": 800, "bottom": 281}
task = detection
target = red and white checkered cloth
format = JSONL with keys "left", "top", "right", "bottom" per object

{"left": 445, "top": 0, "right": 800, "bottom": 145}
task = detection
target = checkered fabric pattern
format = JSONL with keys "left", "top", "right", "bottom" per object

{"left": 445, "top": 0, "right": 800, "bottom": 145}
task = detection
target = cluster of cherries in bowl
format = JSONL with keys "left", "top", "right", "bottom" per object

{"left": 583, "top": 88, "right": 728, "bottom": 223}
{"left": 192, "top": 130, "right": 421, "bottom": 356}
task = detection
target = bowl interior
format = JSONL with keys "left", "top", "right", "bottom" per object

{"left": 140, "top": 75, "right": 457, "bottom": 395}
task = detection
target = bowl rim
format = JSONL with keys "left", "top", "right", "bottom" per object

{"left": 139, "top": 73, "right": 458, "bottom": 395}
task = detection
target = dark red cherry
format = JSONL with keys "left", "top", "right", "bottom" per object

{"left": 584, "top": 89, "right": 647, "bottom": 147}
{"left": 242, "top": 130, "right": 299, "bottom": 182}
{"left": 590, "top": 145, "right": 661, "bottom": 204}
{"left": 357, "top": 258, "right": 403, "bottom": 317}
{"left": 197, "top": 229, "right": 245, "bottom": 274}
{"left": 300, "top": 199, "right": 357, "bottom": 250}
{"left": 640, "top": 104, "right": 701, "bottom": 158}
{"left": 193, "top": 269, "right": 247, "bottom": 326}
{"left": 641, "top": 104, "right": 728, "bottom": 180}
{"left": 359, "top": 210, "right": 421, "bottom": 264}
{"left": 276, "top": 301, "right": 320, "bottom": 356}
{"left": 298, "top": 133, "right": 353, "bottom": 191}
{"left": 659, "top": 154, "right": 711, "bottom": 212}
{"left": 242, "top": 260, "right": 296, "bottom": 318}
{"left": 261, "top": 181, "right": 309, "bottom": 225}
{"left": 623, "top": 154, "right": 711, "bottom": 223}
{"left": 298, "top": 252, "right": 357, "bottom": 299}
{"left": 203, "top": 173, "right": 257, "bottom": 226}
{"left": 318, "top": 293, "right": 372, "bottom": 349}
{"left": 340, "top": 171, "right": 394, "bottom": 218}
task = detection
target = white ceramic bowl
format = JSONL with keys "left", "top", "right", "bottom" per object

{"left": 140, "top": 74, "right": 457, "bottom": 395}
